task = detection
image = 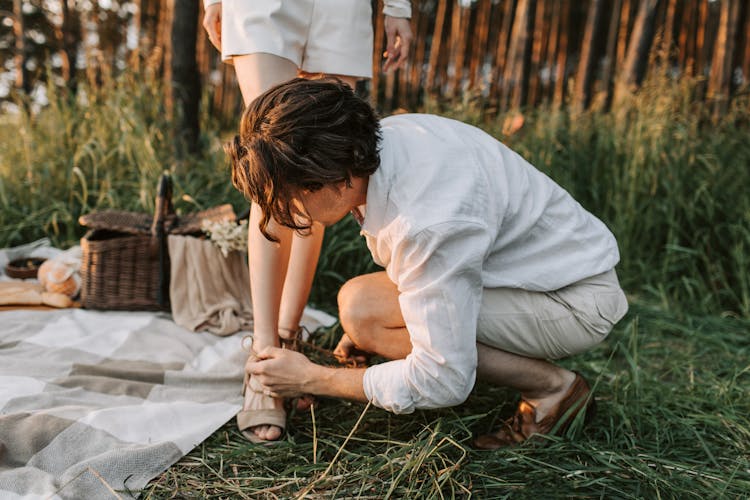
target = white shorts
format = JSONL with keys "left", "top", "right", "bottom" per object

{"left": 476, "top": 269, "right": 629, "bottom": 360}
{"left": 221, "top": 0, "right": 374, "bottom": 79}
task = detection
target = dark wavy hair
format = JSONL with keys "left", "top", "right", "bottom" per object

{"left": 226, "top": 77, "right": 381, "bottom": 242}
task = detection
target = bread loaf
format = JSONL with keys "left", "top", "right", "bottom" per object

{"left": 0, "top": 282, "right": 43, "bottom": 305}
{"left": 41, "top": 291, "right": 74, "bottom": 308}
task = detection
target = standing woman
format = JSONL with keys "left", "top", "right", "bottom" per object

{"left": 202, "top": 0, "right": 413, "bottom": 443}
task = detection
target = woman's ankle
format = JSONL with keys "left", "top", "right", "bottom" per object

{"left": 278, "top": 325, "right": 300, "bottom": 340}
{"left": 251, "top": 332, "right": 280, "bottom": 352}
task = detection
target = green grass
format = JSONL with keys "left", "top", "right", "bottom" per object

{"left": 140, "top": 305, "right": 750, "bottom": 498}
{"left": 2, "top": 68, "right": 749, "bottom": 498}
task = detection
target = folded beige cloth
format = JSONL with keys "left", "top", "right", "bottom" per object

{"left": 168, "top": 235, "right": 253, "bottom": 336}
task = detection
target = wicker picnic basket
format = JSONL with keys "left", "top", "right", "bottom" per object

{"left": 79, "top": 174, "right": 236, "bottom": 311}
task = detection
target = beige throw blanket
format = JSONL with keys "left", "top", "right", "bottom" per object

{"left": 0, "top": 306, "right": 335, "bottom": 499}
{"left": 168, "top": 235, "right": 252, "bottom": 336}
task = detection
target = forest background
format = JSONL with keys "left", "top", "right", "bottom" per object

{"left": 1, "top": 0, "right": 749, "bottom": 497}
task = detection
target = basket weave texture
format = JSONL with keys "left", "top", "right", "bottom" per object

{"left": 79, "top": 175, "right": 236, "bottom": 311}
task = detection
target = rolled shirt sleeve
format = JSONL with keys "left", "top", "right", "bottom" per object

{"left": 203, "top": 0, "right": 221, "bottom": 8}
{"left": 363, "top": 221, "right": 490, "bottom": 414}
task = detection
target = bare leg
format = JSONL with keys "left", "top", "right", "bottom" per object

{"left": 337, "top": 272, "right": 577, "bottom": 420}
{"left": 232, "top": 54, "right": 363, "bottom": 441}
{"left": 233, "top": 53, "right": 298, "bottom": 105}
{"left": 277, "top": 222, "right": 324, "bottom": 335}
{"left": 233, "top": 53, "right": 298, "bottom": 442}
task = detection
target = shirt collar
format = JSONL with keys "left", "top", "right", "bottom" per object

{"left": 359, "top": 127, "right": 395, "bottom": 235}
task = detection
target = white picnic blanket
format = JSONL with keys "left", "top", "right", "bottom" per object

{"left": 0, "top": 307, "right": 334, "bottom": 499}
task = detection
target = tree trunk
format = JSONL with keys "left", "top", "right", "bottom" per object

{"left": 490, "top": 0, "right": 516, "bottom": 105}
{"left": 469, "top": 0, "right": 492, "bottom": 91}
{"left": 696, "top": 0, "right": 711, "bottom": 77}
{"left": 409, "top": 4, "right": 429, "bottom": 109}
{"left": 661, "top": 0, "right": 677, "bottom": 65}
{"left": 707, "top": 0, "right": 740, "bottom": 117}
{"left": 553, "top": 0, "right": 570, "bottom": 108}
{"left": 680, "top": 1, "right": 698, "bottom": 74}
{"left": 171, "top": 0, "right": 201, "bottom": 156}
{"left": 544, "top": 0, "right": 561, "bottom": 104}
{"left": 617, "top": 0, "right": 660, "bottom": 99}
{"left": 13, "top": 0, "right": 30, "bottom": 93}
{"left": 616, "top": 0, "right": 632, "bottom": 66}
{"left": 140, "top": 0, "right": 163, "bottom": 50}
{"left": 601, "top": 0, "right": 623, "bottom": 110}
{"left": 526, "top": 0, "right": 547, "bottom": 107}
{"left": 573, "top": 0, "right": 604, "bottom": 111}
{"left": 447, "top": 2, "right": 469, "bottom": 97}
{"left": 501, "top": 0, "right": 534, "bottom": 110}
{"left": 426, "top": 0, "right": 448, "bottom": 93}
{"left": 156, "top": 0, "right": 173, "bottom": 82}
{"left": 59, "top": 0, "right": 81, "bottom": 89}
{"left": 371, "top": 4, "right": 385, "bottom": 107}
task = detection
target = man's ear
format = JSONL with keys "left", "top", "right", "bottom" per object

{"left": 336, "top": 180, "right": 351, "bottom": 193}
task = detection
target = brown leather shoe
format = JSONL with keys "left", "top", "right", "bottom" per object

{"left": 473, "top": 372, "right": 595, "bottom": 450}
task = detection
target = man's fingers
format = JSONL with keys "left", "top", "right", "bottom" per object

{"left": 333, "top": 344, "right": 350, "bottom": 358}
{"left": 333, "top": 333, "right": 355, "bottom": 363}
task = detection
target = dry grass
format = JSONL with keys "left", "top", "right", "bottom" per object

{"left": 1, "top": 67, "right": 748, "bottom": 499}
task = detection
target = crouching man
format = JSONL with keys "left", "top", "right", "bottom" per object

{"left": 227, "top": 78, "right": 628, "bottom": 448}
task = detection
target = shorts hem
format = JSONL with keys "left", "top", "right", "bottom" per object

{"left": 300, "top": 60, "right": 372, "bottom": 80}
{"left": 222, "top": 49, "right": 301, "bottom": 68}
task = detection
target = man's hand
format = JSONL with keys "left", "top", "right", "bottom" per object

{"left": 383, "top": 16, "right": 413, "bottom": 72}
{"left": 249, "top": 346, "right": 370, "bottom": 403}
{"left": 202, "top": 3, "right": 222, "bottom": 51}
{"left": 333, "top": 332, "right": 370, "bottom": 367}
{"left": 246, "top": 347, "right": 318, "bottom": 398}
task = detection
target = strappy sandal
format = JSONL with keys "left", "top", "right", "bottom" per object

{"left": 236, "top": 338, "right": 286, "bottom": 444}
{"left": 278, "top": 326, "right": 305, "bottom": 351}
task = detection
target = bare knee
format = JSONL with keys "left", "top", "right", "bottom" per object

{"left": 338, "top": 275, "right": 378, "bottom": 340}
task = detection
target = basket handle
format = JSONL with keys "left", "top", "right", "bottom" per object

{"left": 151, "top": 173, "right": 173, "bottom": 237}
{"left": 151, "top": 173, "right": 172, "bottom": 308}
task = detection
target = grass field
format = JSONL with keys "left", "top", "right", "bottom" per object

{"left": 1, "top": 71, "right": 749, "bottom": 498}
{"left": 142, "top": 304, "right": 750, "bottom": 498}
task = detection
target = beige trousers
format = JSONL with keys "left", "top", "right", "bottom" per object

{"left": 476, "top": 269, "right": 628, "bottom": 360}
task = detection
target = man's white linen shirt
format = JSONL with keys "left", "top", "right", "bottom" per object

{"left": 360, "top": 114, "right": 620, "bottom": 414}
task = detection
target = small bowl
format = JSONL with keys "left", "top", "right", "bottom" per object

{"left": 5, "top": 257, "right": 47, "bottom": 279}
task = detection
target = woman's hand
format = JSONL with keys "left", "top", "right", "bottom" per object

{"left": 383, "top": 16, "right": 413, "bottom": 72}
{"left": 202, "top": 3, "right": 222, "bottom": 51}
